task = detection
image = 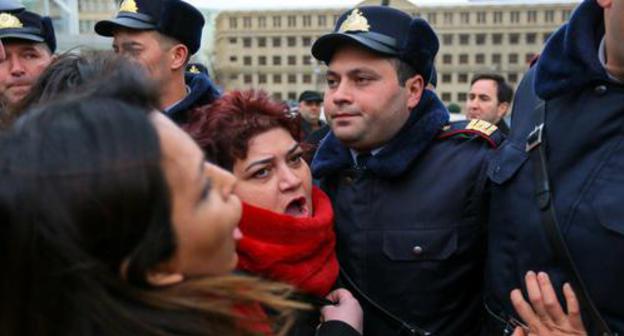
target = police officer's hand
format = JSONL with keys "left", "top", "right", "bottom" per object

{"left": 510, "top": 271, "right": 587, "bottom": 336}
{"left": 320, "top": 288, "right": 363, "bottom": 334}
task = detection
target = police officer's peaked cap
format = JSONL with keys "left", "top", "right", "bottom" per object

{"left": 0, "top": 0, "right": 23, "bottom": 12}
{"left": 0, "top": 10, "right": 56, "bottom": 53}
{"left": 312, "top": 6, "right": 439, "bottom": 83}
{"left": 95, "top": 0, "right": 205, "bottom": 55}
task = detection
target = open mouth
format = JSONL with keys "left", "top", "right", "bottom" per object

{"left": 284, "top": 196, "right": 309, "bottom": 217}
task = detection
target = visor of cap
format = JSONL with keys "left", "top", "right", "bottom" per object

{"left": 95, "top": 15, "right": 156, "bottom": 36}
{"left": 0, "top": 31, "right": 44, "bottom": 43}
{"left": 312, "top": 32, "right": 399, "bottom": 63}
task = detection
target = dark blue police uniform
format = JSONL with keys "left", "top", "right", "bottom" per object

{"left": 484, "top": 0, "right": 624, "bottom": 333}
{"left": 311, "top": 6, "right": 504, "bottom": 335}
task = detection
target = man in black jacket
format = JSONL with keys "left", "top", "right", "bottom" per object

{"left": 311, "top": 6, "right": 503, "bottom": 335}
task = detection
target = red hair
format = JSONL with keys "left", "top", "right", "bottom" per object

{"left": 184, "top": 90, "right": 302, "bottom": 170}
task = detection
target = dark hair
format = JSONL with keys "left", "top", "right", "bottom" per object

{"left": 0, "top": 93, "right": 301, "bottom": 335}
{"left": 2, "top": 50, "right": 161, "bottom": 128}
{"left": 470, "top": 73, "right": 514, "bottom": 104}
{"left": 388, "top": 58, "right": 419, "bottom": 86}
{"left": 184, "top": 90, "right": 302, "bottom": 170}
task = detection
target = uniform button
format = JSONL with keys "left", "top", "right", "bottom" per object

{"left": 412, "top": 246, "right": 423, "bottom": 255}
{"left": 494, "top": 165, "right": 501, "bottom": 174}
{"left": 595, "top": 85, "right": 607, "bottom": 95}
{"left": 343, "top": 176, "right": 353, "bottom": 184}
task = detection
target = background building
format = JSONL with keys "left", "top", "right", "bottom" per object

{"left": 213, "top": 0, "right": 579, "bottom": 110}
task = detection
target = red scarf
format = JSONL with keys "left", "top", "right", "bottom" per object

{"left": 237, "top": 186, "right": 338, "bottom": 297}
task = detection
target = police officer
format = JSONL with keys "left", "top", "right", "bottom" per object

{"left": 485, "top": 0, "right": 624, "bottom": 334}
{"left": 311, "top": 6, "right": 503, "bottom": 335}
{"left": 0, "top": 9, "right": 55, "bottom": 112}
{"left": 95, "top": 0, "right": 219, "bottom": 124}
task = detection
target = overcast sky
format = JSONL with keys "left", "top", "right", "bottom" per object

{"left": 186, "top": 0, "right": 580, "bottom": 10}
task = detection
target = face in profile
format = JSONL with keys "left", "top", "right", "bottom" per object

{"left": 0, "top": 41, "right": 53, "bottom": 107}
{"left": 152, "top": 113, "right": 242, "bottom": 278}
{"left": 112, "top": 29, "right": 172, "bottom": 87}
{"left": 232, "top": 127, "right": 313, "bottom": 218}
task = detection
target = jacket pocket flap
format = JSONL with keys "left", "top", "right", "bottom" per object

{"left": 488, "top": 141, "right": 529, "bottom": 185}
{"left": 591, "top": 179, "right": 624, "bottom": 236}
{"left": 382, "top": 229, "right": 457, "bottom": 261}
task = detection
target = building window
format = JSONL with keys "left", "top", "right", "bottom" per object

{"left": 258, "top": 56, "right": 266, "bottom": 66}
{"left": 288, "top": 55, "right": 296, "bottom": 65}
{"left": 460, "top": 12, "right": 470, "bottom": 24}
{"left": 302, "top": 55, "right": 312, "bottom": 65}
{"left": 525, "top": 52, "right": 536, "bottom": 64}
{"left": 272, "top": 37, "right": 281, "bottom": 47}
{"left": 288, "top": 74, "right": 296, "bottom": 83}
{"left": 243, "top": 16, "right": 251, "bottom": 28}
{"left": 458, "top": 73, "right": 469, "bottom": 83}
{"left": 475, "top": 33, "right": 486, "bottom": 45}
{"left": 287, "top": 36, "right": 296, "bottom": 47}
{"left": 243, "top": 56, "right": 252, "bottom": 66}
{"left": 443, "top": 54, "right": 453, "bottom": 64}
{"left": 302, "top": 15, "right": 311, "bottom": 27}
{"left": 229, "top": 56, "right": 237, "bottom": 63}
{"left": 273, "top": 56, "right": 282, "bottom": 66}
{"left": 303, "top": 74, "right": 312, "bottom": 83}
{"left": 544, "top": 10, "right": 554, "bottom": 23}
{"left": 442, "top": 34, "right": 453, "bottom": 45}
{"left": 509, "top": 33, "right": 520, "bottom": 45}
{"left": 427, "top": 12, "right": 437, "bottom": 25}
{"left": 508, "top": 53, "right": 519, "bottom": 64}
{"left": 459, "top": 34, "right": 470, "bottom": 45}
{"left": 273, "top": 74, "right": 282, "bottom": 84}
{"left": 443, "top": 12, "right": 453, "bottom": 24}
{"left": 459, "top": 54, "right": 469, "bottom": 64}
{"left": 442, "top": 73, "right": 452, "bottom": 83}
{"left": 243, "top": 37, "right": 252, "bottom": 47}
{"left": 543, "top": 32, "right": 552, "bottom": 43}
{"left": 510, "top": 11, "right": 520, "bottom": 23}
{"left": 526, "top": 33, "right": 536, "bottom": 44}
{"left": 476, "top": 11, "right": 486, "bottom": 24}
{"left": 302, "top": 36, "right": 312, "bottom": 47}
{"left": 527, "top": 10, "right": 537, "bottom": 23}
{"left": 273, "top": 16, "right": 282, "bottom": 28}
{"left": 258, "top": 74, "right": 267, "bottom": 84}
{"left": 492, "top": 33, "right": 502, "bottom": 45}
{"left": 244, "top": 74, "right": 252, "bottom": 84}
{"left": 508, "top": 73, "right": 518, "bottom": 83}
{"left": 441, "top": 92, "right": 452, "bottom": 101}
{"left": 287, "top": 15, "right": 297, "bottom": 27}
{"left": 228, "top": 17, "right": 237, "bottom": 29}
{"left": 258, "top": 16, "right": 266, "bottom": 28}
{"left": 228, "top": 37, "right": 237, "bottom": 44}
{"left": 493, "top": 11, "right": 502, "bottom": 23}
{"left": 492, "top": 53, "right": 501, "bottom": 64}
{"left": 288, "top": 92, "right": 297, "bottom": 101}
{"left": 229, "top": 74, "right": 238, "bottom": 81}
{"left": 274, "top": 92, "right": 283, "bottom": 101}
{"left": 457, "top": 92, "right": 467, "bottom": 102}
{"left": 318, "top": 15, "right": 327, "bottom": 27}
{"left": 257, "top": 37, "right": 266, "bottom": 47}
{"left": 475, "top": 53, "right": 485, "bottom": 64}
{"left": 562, "top": 10, "right": 571, "bottom": 22}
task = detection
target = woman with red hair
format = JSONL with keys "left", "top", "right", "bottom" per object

{"left": 185, "top": 90, "right": 361, "bottom": 336}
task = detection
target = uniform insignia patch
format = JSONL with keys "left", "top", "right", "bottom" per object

{"left": 339, "top": 9, "right": 370, "bottom": 33}
{"left": 466, "top": 119, "right": 498, "bottom": 136}
{"left": 119, "top": 0, "right": 138, "bottom": 14}
{"left": 0, "top": 13, "right": 23, "bottom": 29}
{"left": 189, "top": 65, "right": 200, "bottom": 74}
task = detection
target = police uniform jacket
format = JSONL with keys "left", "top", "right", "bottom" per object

{"left": 484, "top": 0, "right": 624, "bottom": 333}
{"left": 165, "top": 71, "right": 220, "bottom": 125}
{"left": 312, "top": 90, "right": 503, "bottom": 335}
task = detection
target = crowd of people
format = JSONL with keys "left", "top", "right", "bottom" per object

{"left": 0, "top": 0, "right": 622, "bottom": 335}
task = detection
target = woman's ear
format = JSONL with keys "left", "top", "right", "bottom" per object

{"left": 146, "top": 271, "right": 185, "bottom": 287}
{"left": 405, "top": 74, "right": 425, "bottom": 110}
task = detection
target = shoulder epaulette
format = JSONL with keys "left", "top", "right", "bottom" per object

{"left": 437, "top": 119, "right": 505, "bottom": 149}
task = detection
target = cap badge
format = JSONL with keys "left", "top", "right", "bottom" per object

{"left": 339, "top": 9, "right": 370, "bottom": 33}
{"left": 119, "top": 0, "right": 138, "bottom": 14}
{"left": 189, "top": 65, "right": 200, "bottom": 74}
{"left": 0, "top": 13, "right": 23, "bottom": 29}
